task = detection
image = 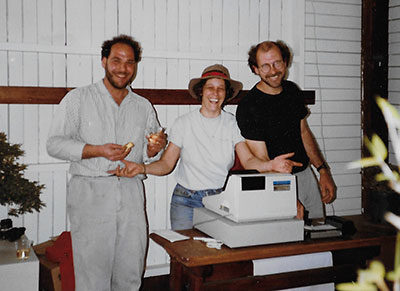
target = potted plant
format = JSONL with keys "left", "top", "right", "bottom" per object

{"left": 0, "top": 132, "right": 45, "bottom": 217}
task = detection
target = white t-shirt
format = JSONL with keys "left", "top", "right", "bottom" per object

{"left": 169, "top": 109, "right": 244, "bottom": 190}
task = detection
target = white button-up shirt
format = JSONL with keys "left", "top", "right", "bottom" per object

{"left": 47, "top": 80, "right": 161, "bottom": 177}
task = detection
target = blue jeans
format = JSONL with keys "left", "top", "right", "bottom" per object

{"left": 170, "top": 183, "right": 223, "bottom": 230}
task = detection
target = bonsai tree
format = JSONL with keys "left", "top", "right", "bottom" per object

{"left": 0, "top": 132, "right": 45, "bottom": 216}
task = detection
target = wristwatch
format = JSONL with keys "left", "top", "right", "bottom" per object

{"left": 316, "top": 162, "right": 329, "bottom": 172}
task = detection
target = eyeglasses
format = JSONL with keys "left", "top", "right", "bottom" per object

{"left": 258, "top": 60, "right": 285, "bottom": 73}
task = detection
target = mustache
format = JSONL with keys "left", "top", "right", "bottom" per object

{"left": 266, "top": 72, "right": 282, "bottom": 78}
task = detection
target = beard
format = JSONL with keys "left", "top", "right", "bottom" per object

{"left": 104, "top": 68, "right": 132, "bottom": 89}
{"left": 105, "top": 70, "right": 131, "bottom": 89}
{"left": 260, "top": 71, "right": 284, "bottom": 89}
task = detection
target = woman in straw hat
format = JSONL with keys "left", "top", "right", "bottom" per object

{"left": 109, "top": 64, "right": 301, "bottom": 230}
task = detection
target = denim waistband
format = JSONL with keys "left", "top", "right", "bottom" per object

{"left": 173, "top": 183, "right": 223, "bottom": 198}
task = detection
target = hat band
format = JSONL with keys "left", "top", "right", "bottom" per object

{"left": 202, "top": 71, "right": 228, "bottom": 78}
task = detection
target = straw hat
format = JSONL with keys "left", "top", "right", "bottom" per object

{"left": 188, "top": 64, "right": 243, "bottom": 102}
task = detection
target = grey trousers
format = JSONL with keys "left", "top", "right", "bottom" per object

{"left": 294, "top": 167, "right": 324, "bottom": 219}
{"left": 67, "top": 175, "right": 147, "bottom": 291}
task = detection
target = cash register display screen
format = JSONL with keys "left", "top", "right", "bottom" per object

{"left": 273, "top": 180, "right": 291, "bottom": 191}
{"left": 241, "top": 176, "right": 265, "bottom": 191}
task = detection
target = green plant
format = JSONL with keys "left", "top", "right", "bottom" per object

{"left": 0, "top": 132, "right": 45, "bottom": 216}
{"left": 337, "top": 97, "right": 400, "bottom": 291}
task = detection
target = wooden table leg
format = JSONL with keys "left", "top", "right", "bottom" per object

{"left": 170, "top": 258, "right": 184, "bottom": 291}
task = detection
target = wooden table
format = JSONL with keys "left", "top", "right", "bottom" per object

{"left": 149, "top": 215, "right": 396, "bottom": 291}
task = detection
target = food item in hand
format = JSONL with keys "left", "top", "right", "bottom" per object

{"left": 148, "top": 128, "right": 165, "bottom": 144}
{"left": 124, "top": 142, "right": 134, "bottom": 152}
{"left": 148, "top": 134, "right": 159, "bottom": 144}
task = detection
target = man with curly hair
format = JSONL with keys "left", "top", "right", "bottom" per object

{"left": 47, "top": 35, "right": 166, "bottom": 290}
{"left": 236, "top": 40, "right": 336, "bottom": 221}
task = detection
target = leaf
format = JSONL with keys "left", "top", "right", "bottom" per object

{"left": 348, "top": 158, "right": 380, "bottom": 169}
{"left": 369, "top": 261, "right": 386, "bottom": 277}
{"left": 376, "top": 171, "right": 400, "bottom": 182}
{"left": 376, "top": 96, "right": 400, "bottom": 123}
{"left": 365, "top": 135, "right": 387, "bottom": 161}
{"left": 386, "top": 268, "right": 400, "bottom": 281}
{"left": 395, "top": 232, "right": 400, "bottom": 274}
{"left": 336, "top": 282, "right": 377, "bottom": 291}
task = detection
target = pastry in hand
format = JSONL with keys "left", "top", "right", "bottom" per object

{"left": 124, "top": 142, "right": 134, "bottom": 152}
{"left": 148, "top": 128, "right": 166, "bottom": 144}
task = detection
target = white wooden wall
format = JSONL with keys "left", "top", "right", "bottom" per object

{"left": 305, "top": 0, "right": 362, "bottom": 216}
{"left": 389, "top": 0, "right": 400, "bottom": 164}
{"left": 0, "top": 0, "right": 362, "bottom": 276}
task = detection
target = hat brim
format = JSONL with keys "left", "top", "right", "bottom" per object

{"left": 188, "top": 76, "right": 243, "bottom": 103}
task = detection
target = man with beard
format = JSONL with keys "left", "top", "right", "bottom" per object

{"left": 236, "top": 40, "right": 336, "bottom": 221}
{"left": 47, "top": 35, "right": 166, "bottom": 290}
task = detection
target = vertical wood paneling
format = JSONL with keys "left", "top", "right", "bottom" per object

{"left": 23, "top": 105, "right": 39, "bottom": 164}
{"left": 37, "top": 171, "right": 53, "bottom": 242}
{"left": 38, "top": 54, "right": 53, "bottom": 86}
{"left": 38, "top": 105, "right": 57, "bottom": 163}
{"left": 269, "top": 0, "right": 282, "bottom": 40}
{"left": 166, "top": 0, "right": 178, "bottom": 52}
{"left": 23, "top": 0, "right": 37, "bottom": 44}
{"left": 38, "top": 0, "right": 52, "bottom": 45}
{"left": 23, "top": 53, "right": 38, "bottom": 85}
{"left": 210, "top": 0, "right": 223, "bottom": 55}
{"left": 131, "top": 0, "right": 144, "bottom": 45}
{"left": 143, "top": 0, "right": 155, "bottom": 50}
{"left": 8, "top": 0, "right": 23, "bottom": 43}
{"left": 259, "top": 0, "right": 269, "bottom": 41}
{"left": 238, "top": 0, "right": 259, "bottom": 58}
{"left": 155, "top": 0, "right": 167, "bottom": 51}
{"left": 222, "top": 0, "right": 239, "bottom": 55}
{"left": 92, "top": 0, "right": 105, "bottom": 48}
{"left": 178, "top": 0, "right": 190, "bottom": 52}
{"left": 200, "top": 0, "right": 212, "bottom": 54}
{"left": 66, "top": 0, "right": 91, "bottom": 47}
{"left": 177, "top": 59, "right": 190, "bottom": 88}
{"left": 0, "top": 0, "right": 7, "bottom": 42}
{"left": 104, "top": 0, "right": 118, "bottom": 38}
{"left": 52, "top": 0, "right": 66, "bottom": 46}
{"left": 66, "top": 55, "right": 92, "bottom": 87}
{"left": 52, "top": 55, "right": 66, "bottom": 87}
{"left": 190, "top": 0, "right": 201, "bottom": 53}
{"left": 118, "top": 0, "right": 131, "bottom": 36}
{"left": 23, "top": 171, "right": 40, "bottom": 243}
{"left": 8, "top": 52, "right": 23, "bottom": 86}
{"left": 52, "top": 170, "right": 68, "bottom": 236}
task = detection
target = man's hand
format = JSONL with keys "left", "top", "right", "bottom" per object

{"left": 102, "top": 143, "right": 130, "bottom": 161}
{"left": 296, "top": 199, "right": 304, "bottom": 219}
{"left": 108, "top": 160, "right": 145, "bottom": 178}
{"left": 82, "top": 143, "right": 131, "bottom": 160}
{"left": 147, "top": 128, "right": 167, "bottom": 158}
{"left": 270, "top": 152, "right": 303, "bottom": 173}
{"left": 319, "top": 169, "right": 336, "bottom": 204}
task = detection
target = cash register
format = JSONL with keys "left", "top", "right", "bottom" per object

{"left": 193, "top": 172, "right": 304, "bottom": 248}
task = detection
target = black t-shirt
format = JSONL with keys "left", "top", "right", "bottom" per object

{"left": 236, "top": 80, "right": 309, "bottom": 173}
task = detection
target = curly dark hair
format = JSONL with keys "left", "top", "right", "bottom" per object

{"left": 101, "top": 34, "right": 142, "bottom": 63}
{"left": 247, "top": 40, "right": 292, "bottom": 74}
{"left": 192, "top": 79, "right": 234, "bottom": 106}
